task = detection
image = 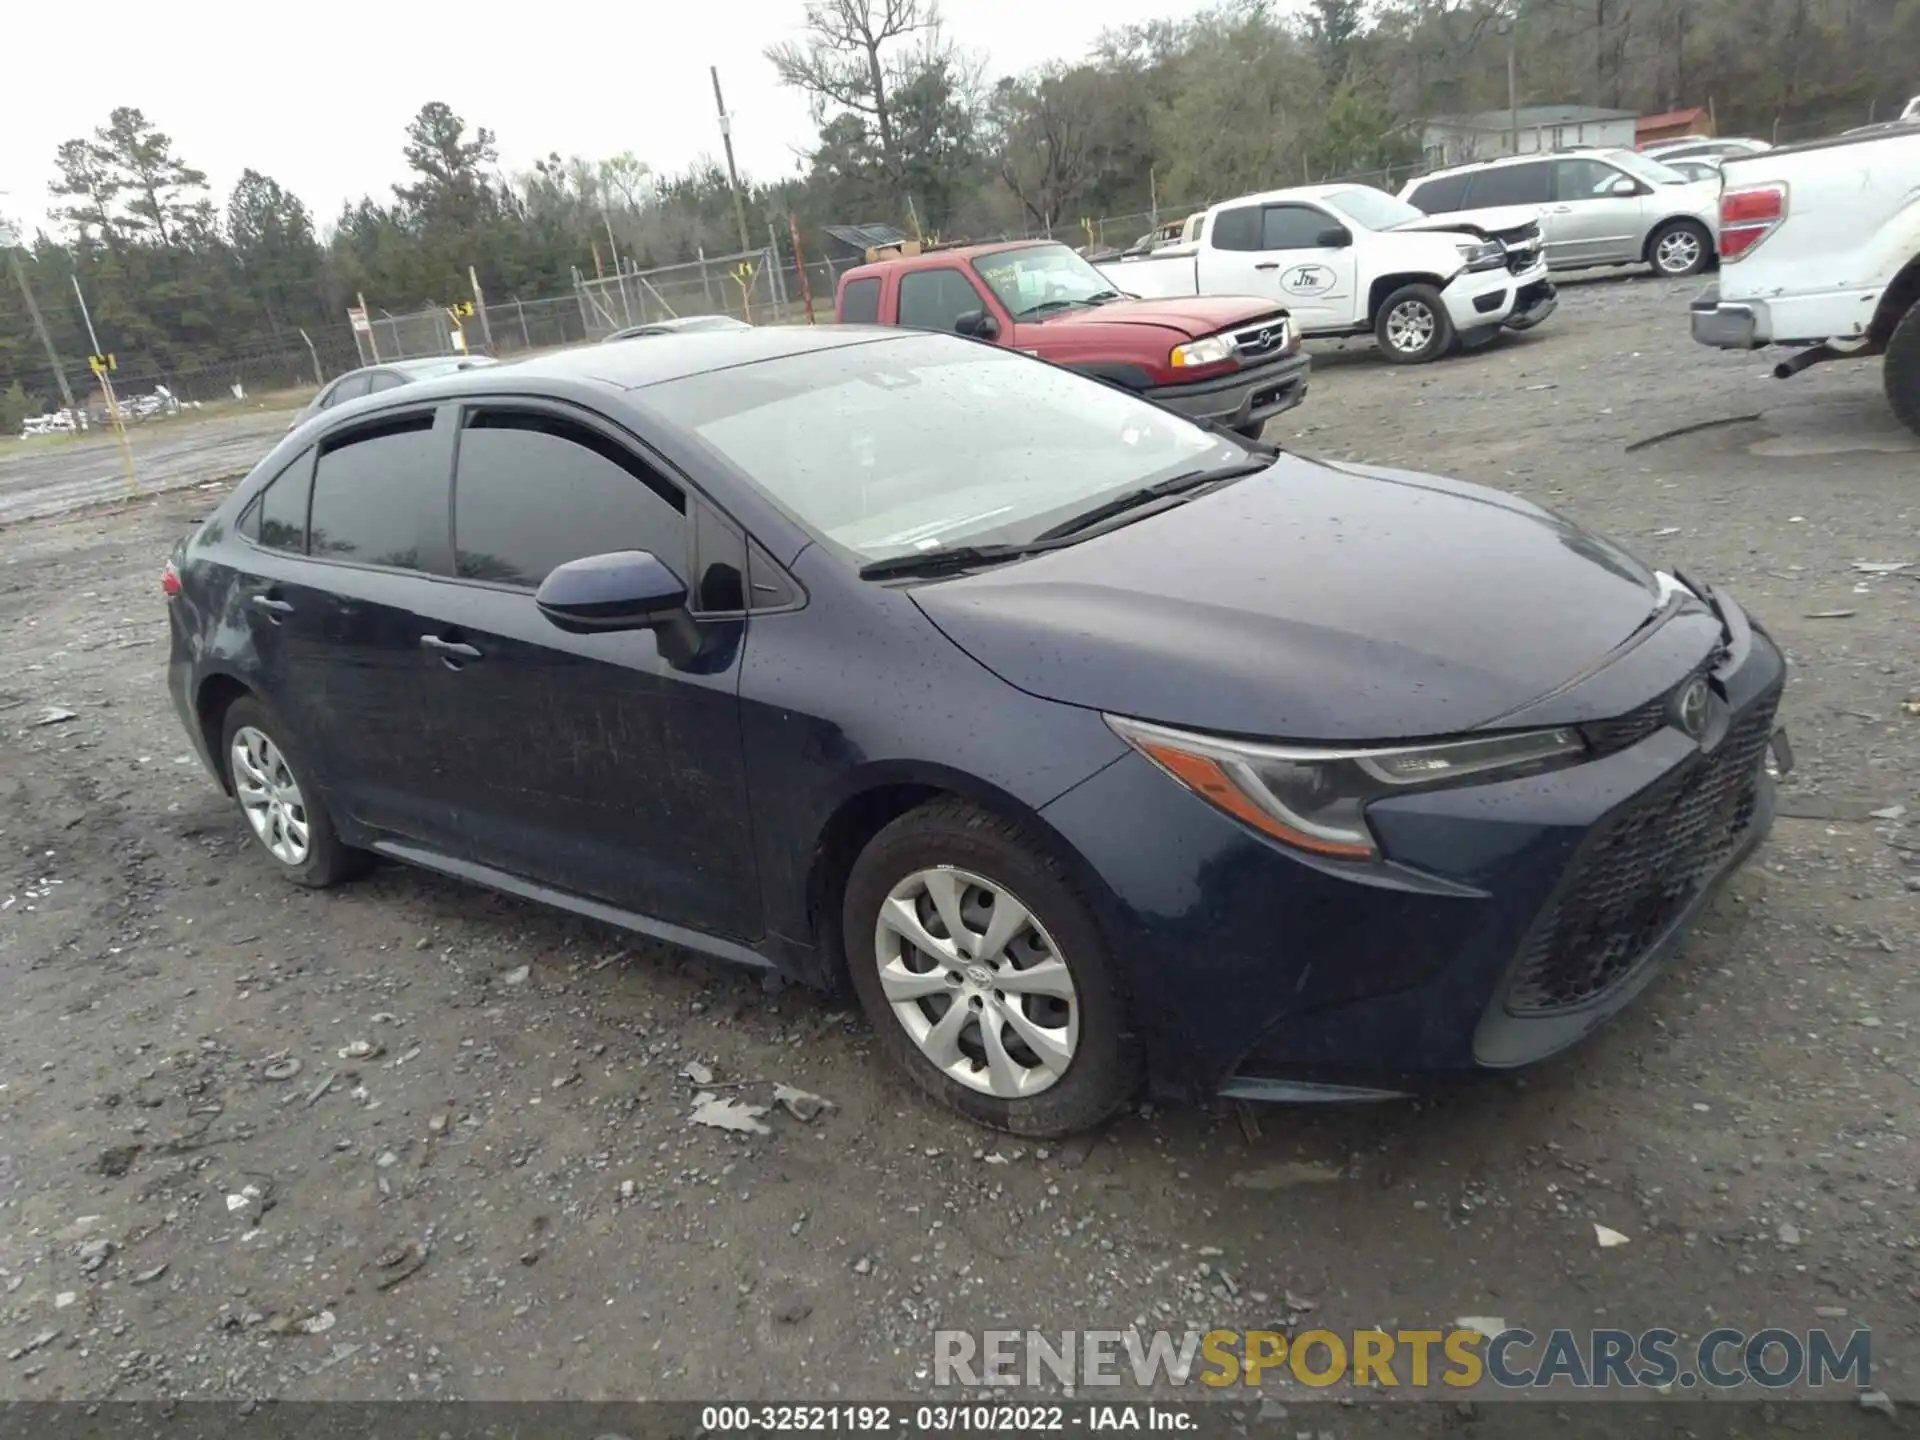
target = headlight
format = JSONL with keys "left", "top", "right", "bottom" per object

{"left": 1170, "top": 336, "right": 1235, "bottom": 368}
{"left": 1457, "top": 240, "right": 1507, "bottom": 272}
{"left": 1106, "top": 715, "right": 1587, "bottom": 860}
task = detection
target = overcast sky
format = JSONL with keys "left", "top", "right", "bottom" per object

{"left": 0, "top": 0, "right": 1223, "bottom": 242}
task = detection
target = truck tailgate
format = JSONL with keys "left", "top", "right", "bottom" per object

{"left": 1095, "top": 250, "right": 1202, "bottom": 298}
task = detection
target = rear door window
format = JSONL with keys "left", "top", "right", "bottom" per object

{"left": 452, "top": 409, "right": 688, "bottom": 589}
{"left": 1210, "top": 205, "right": 1262, "bottom": 251}
{"left": 307, "top": 415, "right": 439, "bottom": 569}
{"left": 256, "top": 449, "right": 315, "bottom": 552}
{"left": 1462, "top": 162, "right": 1553, "bottom": 208}
{"left": 840, "top": 277, "right": 881, "bottom": 324}
{"left": 323, "top": 373, "right": 373, "bottom": 408}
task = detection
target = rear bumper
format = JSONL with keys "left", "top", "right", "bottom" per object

{"left": 1690, "top": 284, "right": 1769, "bottom": 348}
{"left": 1144, "top": 351, "right": 1311, "bottom": 430}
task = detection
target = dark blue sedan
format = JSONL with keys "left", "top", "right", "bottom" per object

{"left": 164, "top": 327, "right": 1790, "bottom": 1136}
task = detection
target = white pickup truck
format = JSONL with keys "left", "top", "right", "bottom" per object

{"left": 1095, "top": 183, "right": 1557, "bottom": 363}
{"left": 1689, "top": 122, "right": 1920, "bottom": 436}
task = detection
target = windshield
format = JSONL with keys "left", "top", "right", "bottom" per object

{"left": 1325, "top": 187, "right": 1425, "bottom": 231}
{"left": 649, "top": 334, "right": 1240, "bottom": 563}
{"left": 970, "top": 246, "right": 1119, "bottom": 318}
{"left": 1601, "top": 149, "right": 1691, "bottom": 186}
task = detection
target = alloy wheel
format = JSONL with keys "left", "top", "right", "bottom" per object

{"left": 1386, "top": 300, "right": 1436, "bottom": 356}
{"left": 872, "top": 866, "right": 1079, "bottom": 1098}
{"left": 231, "top": 725, "right": 310, "bottom": 866}
{"left": 1655, "top": 229, "right": 1703, "bottom": 275}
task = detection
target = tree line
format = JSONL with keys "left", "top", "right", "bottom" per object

{"left": 4, "top": 0, "right": 1915, "bottom": 429}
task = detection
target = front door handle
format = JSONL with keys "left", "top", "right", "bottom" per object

{"left": 420, "top": 634, "right": 482, "bottom": 662}
{"left": 1254, "top": 261, "right": 1281, "bottom": 271}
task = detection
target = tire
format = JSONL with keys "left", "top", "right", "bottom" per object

{"left": 1886, "top": 297, "right": 1920, "bottom": 440}
{"left": 841, "top": 799, "right": 1140, "bottom": 1136}
{"left": 219, "top": 695, "right": 366, "bottom": 888}
{"left": 1647, "top": 220, "right": 1713, "bottom": 278}
{"left": 1373, "top": 284, "right": 1454, "bottom": 364}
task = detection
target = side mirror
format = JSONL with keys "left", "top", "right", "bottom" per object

{"left": 535, "top": 550, "right": 687, "bottom": 633}
{"left": 954, "top": 309, "right": 1000, "bottom": 340}
{"left": 1315, "top": 225, "right": 1354, "bottom": 248}
{"left": 1607, "top": 177, "right": 1638, "bottom": 197}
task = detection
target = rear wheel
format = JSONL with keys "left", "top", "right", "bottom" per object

{"left": 1886, "top": 297, "right": 1920, "bottom": 439}
{"left": 842, "top": 800, "right": 1139, "bottom": 1136}
{"left": 1374, "top": 284, "right": 1454, "bottom": 364}
{"left": 1648, "top": 220, "right": 1713, "bottom": 277}
{"left": 219, "top": 696, "right": 366, "bottom": 888}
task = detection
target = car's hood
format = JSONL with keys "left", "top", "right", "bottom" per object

{"left": 911, "top": 455, "right": 1682, "bottom": 742}
{"left": 1039, "top": 295, "right": 1285, "bottom": 339}
{"left": 1392, "top": 209, "right": 1545, "bottom": 246}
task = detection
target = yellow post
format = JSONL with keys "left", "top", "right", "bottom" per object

{"left": 731, "top": 260, "right": 757, "bottom": 325}
{"left": 90, "top": 354, "right": 138, "bottom": 496}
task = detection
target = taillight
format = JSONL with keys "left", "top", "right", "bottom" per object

{"left": 1719, "top": 184, "right": 1786, "bottom": 261}
{"left": 162, "top": 561, "right": 182, "bottom": 598}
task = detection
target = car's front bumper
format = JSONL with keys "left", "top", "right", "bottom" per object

{"left": 1690, "top": 284, "right": 1770, "bottom": 349}
{"left": 1143, "top": 350, "right": 1311, "bottom": 431}
{"left": 1443, "top": 258, "right": 1554, "bottom": 333}
{"left": 1039, "top": 591, "right": 1787, "bottom": 1101}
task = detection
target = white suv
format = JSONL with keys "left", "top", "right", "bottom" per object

{"left": 1399, "top": 149, "right": 1722, "bottom": 277}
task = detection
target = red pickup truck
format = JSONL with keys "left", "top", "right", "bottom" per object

{"left": 834, "top": 239, "right": 1310, "bottom": 439}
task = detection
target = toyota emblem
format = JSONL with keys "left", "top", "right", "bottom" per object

{"left": 1673, "top": 678, "right": 1712, "bottom": 739}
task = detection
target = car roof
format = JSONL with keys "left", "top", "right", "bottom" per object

{"left": 1413, "top": 151, "right": 1605, "bottom": 180}
{"left": 844, "top": 239, "right": 1058, "bottom": 278}
{"left": 1206, "top": 183, "right": 1399, "bottom": 209}
{"left": 389, "top": 325, "right": 902, "bottom": 399}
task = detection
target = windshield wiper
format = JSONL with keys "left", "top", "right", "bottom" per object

{"left": 1016, "top": 298, "right": 1088, "bottom": 319}
{"left": 1031, "top": 461, "right": 1273, "bottom": 543}
{"left": 858, "top": 543, "right": 1057, "bottom": 581}
{"left": 1083, "top": 289, "right": 1124, "bottom": 304}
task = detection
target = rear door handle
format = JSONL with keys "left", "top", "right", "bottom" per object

{"left": 420, "top": 634, "right": 482, "bottom": 662}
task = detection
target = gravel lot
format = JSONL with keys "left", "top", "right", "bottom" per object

{"left": 1, "top": 275, "right": 1915, "bottom": 1412}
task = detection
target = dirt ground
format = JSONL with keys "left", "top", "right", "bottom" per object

{"left": 1, "top": 274, "right": 1915, "bottom": 1414}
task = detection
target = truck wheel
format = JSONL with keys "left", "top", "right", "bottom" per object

{"left": 1374, "top": 284, "right": 1454, "bottom": 364}
{"left": 1887, "top": 298, "right": 1920, "bottom": 439}
{"left": 1647, "top": 220, "right": 1713, "bottom": 277}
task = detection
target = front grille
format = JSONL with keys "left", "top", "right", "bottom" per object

{"left": 1230, "top": 318, "right": 1291, "bottom": 359}
{"left": 1506, "top": 244, "right": 1539, "bottom": 274}
{"left": 1504, "top": 688, "right": 1780, "bottom": 1015}
{"left": 1579, "top": 652, "right": 1726, "bottom": 757}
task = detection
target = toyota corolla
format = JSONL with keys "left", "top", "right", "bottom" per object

{"left": 164, "top": 328, "right": 1790, "bottom": 1136}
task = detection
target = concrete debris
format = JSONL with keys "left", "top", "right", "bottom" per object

{"left": 773, "top": 1083, "right": 834, "bottom": 1122}
{"left": 690, "top": 1096, "right": 770, "bottom": 1136}
{"left": 1593, "top": 1223, "right": 1630, "bottom": 1249}
{"left": 296, "top": 1310, "right": 336, "bottom": 1335}
{"left": 130, "top": 1263, "right": 169, "bottom": 1285}
{"left": 1777, "top": 1221, "right": 1802, "bottom": 1246}
{"left": 1227, "top": 1160, "right": 1345, "bottom": 1190}
{"left": 30, "top": 708, "right": 77, "bottom": 727}
{"left": 499, "top": 965, "right": 531, "bottom": 987}
{"left": 680, "top": 1062, "right": 714, "bottom": 1086}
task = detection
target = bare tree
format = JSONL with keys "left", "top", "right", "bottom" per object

{"left": 992, "top": 69, "right": 1097, "bottom": 233}
{"left": 766, "top": 0, "right": 942, "bottom": 168}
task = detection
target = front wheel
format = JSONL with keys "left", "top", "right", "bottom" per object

{"left": 842, "top": 800, "right": 1140, "bottom": 1136}
{"left": 220, "top": 696, "right": 366, "bottom": 888}
{"left": 1886, "top": 297, "right": 1920, "bottom": 439}
{"left": 1648, "top": 220, "right": 1713, "bottom": 277}
{"left": 1374, "top": 284, "right": 1455, "bottom": 364}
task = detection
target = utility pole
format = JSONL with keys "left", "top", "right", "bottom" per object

{"left": 0, "top": 206, "right": 80, "bottom": 420}
{"left": 1500, "top": 15, "right": 1520, "bottom": 154}
{"left": 710, "top": 65, "right": 753, "bottom": 254}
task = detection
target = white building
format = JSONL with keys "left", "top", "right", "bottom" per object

{"left": 1421, "top": 106, "right": 1639, "bottom": 166}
